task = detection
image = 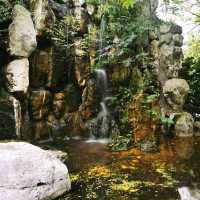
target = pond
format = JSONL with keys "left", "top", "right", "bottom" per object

{"left": 46, "top": 136, "right": 200, "bottom": 200}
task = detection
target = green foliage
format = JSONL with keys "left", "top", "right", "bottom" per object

{"left": 160, "top": 115, "right": 175, "bottom": 135}
{"left": 109, "top": 87, "right": 133, "bottom": 129}
{"left": 141, "top": 94, "right": 159, "bottom": 119}
{"left": 109, "top": 134, "right": 132, "bottom": 151}
{"left": 185, "top": 34, "right": 200, "bottom": 59}
{"left": 85, "top": 0, "right": 158, "bottom": 68}
{"left": 0, "top": 0, "right": 24, "bottom": 23}
{"left": 180, "top": 57, "right": 200, "bottom": 116}
{"left": 44, "top": 16, "right": 79, "bottom": 48}
{"left": 160, "top": 115, "right": 174, "bottom": 126}
{"left": 108, "top": 86, "right": 134, "bottom": 150}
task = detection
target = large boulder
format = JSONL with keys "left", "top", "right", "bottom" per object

{"left": 9, "top": 5, "right": 37, "bottom": 57}
{"left": 175, "top": 112, "right": 194, "bottom": 137}
{"left": 0, "top": 142, "right": 71, "bottom": 200}
{"left": 5, "top": 59, "right": 29, "bottom": 94}
{"left": 163, "top": 78, "right": 190, "bottom": 112}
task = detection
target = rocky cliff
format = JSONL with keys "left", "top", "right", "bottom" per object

{"left": 0, "top": 0, "right": 194, "bottom": 147}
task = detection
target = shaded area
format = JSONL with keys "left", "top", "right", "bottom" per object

{"left": 48, "top": 137, "right": 200, "bottom": 200}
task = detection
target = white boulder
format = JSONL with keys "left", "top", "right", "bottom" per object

{"left": 9, "top": 5, "right": 37, "bottom": 57}
{"left": 5, "top": 59, "right": 29, "bottom": 93}
{"left": 0, "top": 142, "right": 71, "bottom": 200}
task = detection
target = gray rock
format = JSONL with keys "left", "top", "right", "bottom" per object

{"left": 175, "top": 112, "right": 194, "bottom": 137}
{"left": 5, "top": 59, "right": 29, "bottom": 94}
{"left": 173, "top": 34, "right": 184, "bottom": 47}
{"left": 170, "top": 24, "right": 182, "bottom": 34}
{"left": 49, "top": 0, "right": 70, "bottom": 18}
{"left": 9, "top": 5, "right": 37, "bottom": 57}
{"left": 160, "top": 33, "right": 173, "bottom": 45}
{"left": 160, "top": 43, "right": 174, "bottom": 58}
{"left": 163, "top": 79, "right": 190, "bottom": 112}
{"left": 194, "top": 121, "right": 200, "bottom": 136}
{"left": 173, "top": 47, "right": 183, "bottom": 58}
{"left": 160, "top": 24, "right": 171, "bottom": 34}
{"left": 0, "top": 142, "right": 71, "bottom": 200}
{"left": 140, "top": 135, "right": 158, "bottom": 153}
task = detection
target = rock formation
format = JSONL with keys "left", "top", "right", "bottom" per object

{"left": 8, "top": 5, "right": 37, "bottom": 57}
{"left": 0, "top": 0, "right": 195, "bottom": 142}
{"left": 0, "top": 142, "right": 71, "bottom": 200}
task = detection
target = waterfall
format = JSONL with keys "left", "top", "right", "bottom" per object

{"left": 85, "top": 69, "right": 111, "bottom": 143}
{"left": 178, "top": 187, "right": 200, "bottom": 200}
{"left": 99, "top": 14, "right": 106, "bottom": 58}
{"left": 13, "top": 97, "right": 22, "bottom": 139}
{"left": 95, "top": 69, "right": 110, "bottom": 138}
{"left": 99, "top": 0, "right": 106, "bottom": 59}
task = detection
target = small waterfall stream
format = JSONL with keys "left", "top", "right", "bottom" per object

{"left": 86, "top": 0, "right": 112, "bottom": 142}
{"left": 13, "top": 97, "right": 22, "bottom": 139}
{"left": 178, "top": 187, "right": 200, "bottom": 200}
{"left": 95, "top": 69, "right": 110, "bottom": 138}
{"left": 98, "top": 0, "right": 106, "bottom": 60}
{"left": 86, "top": 69, "right": 111, "bottom": 142}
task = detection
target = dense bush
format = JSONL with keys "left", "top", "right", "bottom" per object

{"left": 180, "top": 57, "right": 200, "bottom": 117}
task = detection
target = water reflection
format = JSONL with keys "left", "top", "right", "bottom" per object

{"left": 49, "top": 137, "right": 200, "bottom": 200}
{"left": 173, "top": 137, "right": 194, "bottom": 160}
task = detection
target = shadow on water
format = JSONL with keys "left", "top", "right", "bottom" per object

{"left": 48, "top": 137, "right": 200, "bottom": 200}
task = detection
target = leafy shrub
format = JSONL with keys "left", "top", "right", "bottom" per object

{"left": 180, "top": 57, "right": 200, "bottom": 117}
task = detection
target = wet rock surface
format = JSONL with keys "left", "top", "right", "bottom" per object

{"left": 175, "top": 112, "right": 194, "bottom": 137}
{"left": 29, "top": 90, "right": 51, "bottom": 121}
{"left": 0, "top": 142, "right": 71, "bottom": 200}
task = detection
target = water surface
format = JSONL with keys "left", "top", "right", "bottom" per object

{"left": 53, "top": 137, "right": 200, "bottom": 200}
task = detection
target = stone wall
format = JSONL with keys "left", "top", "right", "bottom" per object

{"left": 0, "top": 0, "right": 194, "bottom": 142}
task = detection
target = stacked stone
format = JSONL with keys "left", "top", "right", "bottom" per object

{"left": 159, "top": 24, "right": 183, "bottom": 82}
{"left": 150, "top": 23, "right": 194, "bottom": 137}
{"left": 27, "top": 0, "right": 99, "bottom": 140}
{"left": 4, "top": 5, "right": 37, "bottom": 138}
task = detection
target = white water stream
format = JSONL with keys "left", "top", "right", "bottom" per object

{"left": 13, "top": 97, "right": 22, "bottom": 139}
{"left": 178, "top": 187, "right": 200, "bottom": 200}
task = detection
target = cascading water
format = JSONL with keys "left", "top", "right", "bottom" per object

{"left": 178, "top": 187, "right": 200, "bottom": 200}
{"left": 86, "top": 69, "right": 111, "bottom": 142}
{"left": 86, "top": 0, "right": 111, "bottom": 142}
{"left": 99, "top": 13, "right": 106, "bottom": 58}
{"left": 12, "top": 97, "right": 22, "bottom": 139}
{"left": 98, "top": 0, "right": 106, "bottom": 60}
{"left": 95, "top": 69, "right": 110, "bottom": 138}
